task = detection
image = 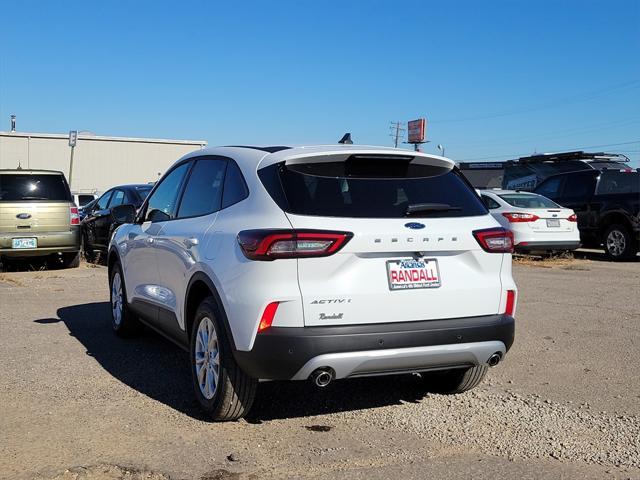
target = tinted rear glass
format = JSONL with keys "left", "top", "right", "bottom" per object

{"left": 596, "top": 171, "right": 639, "bottom": 194}
{"left": 0, "top": 174, "right": 71, "bottom": 202}
{"left": 77, "top": 194, "right": 94, "bottom": 206}
{"left": 262, "top": 162, "right": 486, "bottom": 218}
{"left": 499, "top": 193, "right": 560, "bottom": 208}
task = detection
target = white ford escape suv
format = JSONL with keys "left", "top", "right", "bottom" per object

{"left": 108, "top": 145, "right": 517, "bottom": 421}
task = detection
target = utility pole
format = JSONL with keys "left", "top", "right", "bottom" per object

{"left": 68, "top": 131, "right": 78, "bottom": 189}
{"left": 389, "top": 121, "right": 405, "bottom": 148}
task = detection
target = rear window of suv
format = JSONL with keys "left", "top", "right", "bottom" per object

{"left": 260, "top": 159, "right": 487, "bottom": 218}
{"left": 0, "top": 173, "right": 72, "bottom": 202}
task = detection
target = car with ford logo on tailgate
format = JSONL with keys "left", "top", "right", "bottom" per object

{"left": 0, "top": 169, "right": 81, "bottom": 268}
{"left": 107, "top": 145, "right": 517, "bottom": 420}
{"left": 479, "top": 189, "right": 580, "bottom": 253}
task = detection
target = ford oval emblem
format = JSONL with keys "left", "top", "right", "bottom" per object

{"left": 16, "top": 213, "right": 32, "bottom": 220}
{"left": 404, "top": 222, "right": 425, "bottom": 230}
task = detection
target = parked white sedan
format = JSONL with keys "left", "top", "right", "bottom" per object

{"left": 478, "top": 190, "right": 580, "bottom": 252}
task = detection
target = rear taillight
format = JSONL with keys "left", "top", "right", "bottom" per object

{"left": 502, "top": 212, "right": 539, "bottom": 223}
{"left": 70, "top": 207, "right": 80, "bottom": 225}
{"left": 237, "top": 229, "right": 353, "bottom": 261}
{"left": 258, "top": 302, "right": 279, "bottom": 332}
{"left": 567, "top": 214, "right": 577, "bottom": 222}
{"left": 473, "top": 227, "right": 514, "bottom": 253}
{"left": 505, "top": 290, "right": 516, "bottom": 316}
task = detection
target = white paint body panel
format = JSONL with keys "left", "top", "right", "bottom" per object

{"left": 287, "top": 214, "right": 507, "bottom": 326}
{"left": 112, "top": 146, "right": 517, "bottom": 354}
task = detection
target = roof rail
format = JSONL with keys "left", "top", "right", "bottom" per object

{"left": 510, "top": 151, "right": 629, "bottom": 164}
{"left": 225, "top": 145, "right": 292, "bottom": 153}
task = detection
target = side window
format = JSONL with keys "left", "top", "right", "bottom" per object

{"left": 562, "top": 173, "right": 596, "bottom": 200}
{"left": 535, "top": 176, "right": 563, "bottom": 200}
{"left": 145, "top": 162, "right": 191, "bottom": 222}
{"left": 177, "top": 159, "right": 227, "bottom": 218}
{"left": 222, "top": 160, "right": 249, "bottom": 208}
{"left": 109, "top": 190, "right": 125, "bottom": 207}
{"left": 481, "top": 195, "right": 500, "bottom": 210}
{"left": 96, "top": 191, "right": 113, "bottom": 210}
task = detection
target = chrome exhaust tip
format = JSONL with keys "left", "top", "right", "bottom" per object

{"left": 487, "top": 353, "right": 502, "bottom": 367}
{"left": 310, "top": 368, "right": 334, "bottom": 387}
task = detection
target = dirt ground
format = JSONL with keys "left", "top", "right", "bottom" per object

{"left": 1, "top": 253, "right": 639, "bottom": 480}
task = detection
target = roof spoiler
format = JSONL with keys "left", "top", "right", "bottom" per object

{"left": 282, "top": 150, "right": 454, "bottom": 172}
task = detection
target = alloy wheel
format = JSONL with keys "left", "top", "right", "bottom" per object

{"left": 194, "top": 317, "right": 220, "bottom": 400}
{"left": 111, "top": 272, "right": 123, "bottom": 326}
{"left": 606, "top": 229, "right": 626, "bottom": 257}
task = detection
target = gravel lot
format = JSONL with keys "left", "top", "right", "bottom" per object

{"left": 1, "top": 254, "right": 639, "bottom": 480}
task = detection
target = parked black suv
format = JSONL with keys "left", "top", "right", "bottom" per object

{"left": 534, "top": 168, "right": 639, "bottom": 260}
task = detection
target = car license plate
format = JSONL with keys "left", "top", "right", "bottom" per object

{"left": 12, "top": 238, "right": 37, "bottom": 249}
{"left": 546, "top": 219, "right": 560, "bottom": 227}
{"left": 387, "top": 258, "right": 441, "bottom": 290}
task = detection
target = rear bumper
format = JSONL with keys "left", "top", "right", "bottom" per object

{"left": 515, "top": 240, "right": 580, "bottom": 252}
{"left": 233, "top": 314, "right": 515, "bottom": 380}
{"left": 0, "top": 227, "right": 81, "bottom": 257}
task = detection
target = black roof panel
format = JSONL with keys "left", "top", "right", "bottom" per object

{"left": 227, "top": 145, "right": 292, "bottom": 153}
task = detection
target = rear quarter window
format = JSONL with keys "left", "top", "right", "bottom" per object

{"left": 481, "top": 195, "right": 501, "bottom": 209}
{"left": 260, "top": 161, "right": 487, "bottom": 218}
{"left": 596, "top": 171, "right": 639, "bottom": 195}
{"left": 0, "top": 173, "right": 72, "bottom": 202}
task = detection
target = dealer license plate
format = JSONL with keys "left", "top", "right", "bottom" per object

{"left": 387, "top": 258, "right": 441, "bottom": 290}
{"left": 12, "top": 238, "right": 37, "bottom": 249}
{"left": 546, "top": 219, "right": 560, "bottom": 227}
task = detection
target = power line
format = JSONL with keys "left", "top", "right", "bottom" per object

{"left": 454, "top": 117, "right": 640, "bottom": 149}
{"left": 429, "top": 79, "right": 640, "bottom": 124}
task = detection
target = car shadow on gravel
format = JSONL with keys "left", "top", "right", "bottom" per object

{"left": 246, "top": 375, "right": 426, "bottom": 423}
{"left": 35, "top": 301, "right": 430, "bottom": 422}
{"left": 35, "top": 302, "right": 209, "bottom": 420}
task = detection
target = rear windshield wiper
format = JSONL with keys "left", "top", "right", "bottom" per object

{"left": 18, "top": 196, "right": 50, "bottom": 200}
{"left": 405, "top": 203, "right": 461, "bottom": 216}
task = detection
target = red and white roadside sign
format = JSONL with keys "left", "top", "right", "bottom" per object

{"left": 407, "top": 118, "right": 426, "bottom": 144}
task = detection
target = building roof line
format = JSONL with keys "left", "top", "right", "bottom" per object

{"left": 0, "top": 131, "right": 207, "bottom": 146}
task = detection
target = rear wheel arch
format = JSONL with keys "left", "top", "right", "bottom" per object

{"left": 107, "top": 248, "right": 119, "bottom": 278}
{"left": 598, "top": 211, "right": 632, "bottom": 235}
{"left": 185, "top": 272, "right": 237, "bottom": 351}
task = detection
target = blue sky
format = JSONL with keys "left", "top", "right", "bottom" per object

{"left": 1, "top": 0, "right": 639, "bottom": 165}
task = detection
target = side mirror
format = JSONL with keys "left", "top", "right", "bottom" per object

{"left": 111, "top": 204, "right": 136, "bottom": 225}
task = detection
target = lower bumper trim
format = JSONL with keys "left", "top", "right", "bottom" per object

{"left": 516, "top": 241, "right": 580, "bottom": 252}
{"left": 292, "top": 340, "right": 506, "bottom": 380}
{"left": 233, "top": 314, "right": 515, "bottom": 380}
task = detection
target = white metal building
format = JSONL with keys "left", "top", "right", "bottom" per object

{"left": 0, "top": 131, "right": 207, "bottom": 193}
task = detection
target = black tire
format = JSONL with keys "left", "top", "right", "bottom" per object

{"left": 422, "top": 365, "right": 488, "bottom": 394}
{"left": 109, "top": 262, "right": 142, "bottom": 337}
{"left": 190, "top": 297, "right": 257, "bottom": 421}
{"left": 603, "top": 224, "right": 637, "bottom": 261}
{"left": 61, "top": 252, "right": 80, "bottom": 269}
